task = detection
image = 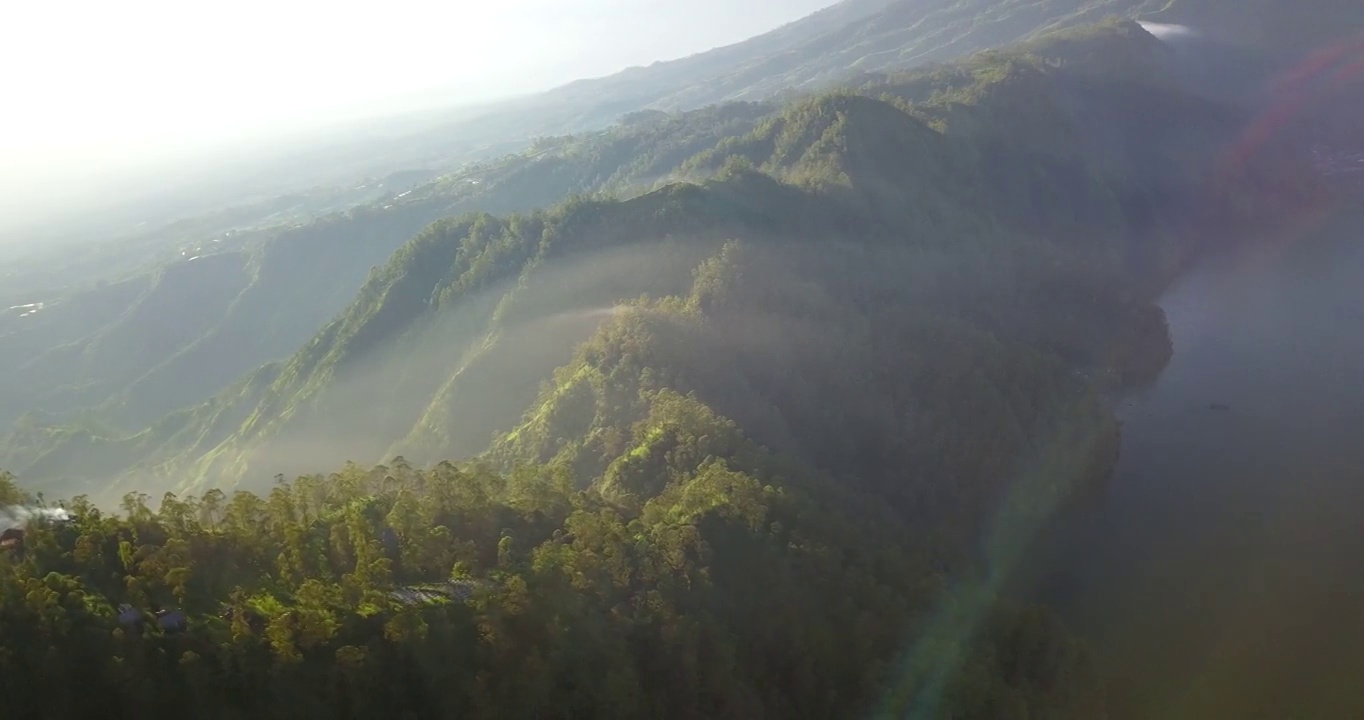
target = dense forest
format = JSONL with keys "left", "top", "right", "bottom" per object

{"left": 0, "top": 449, "right": 1104, "bottom": 718}
{"left": 0, "top": 14, "right": 1350, "bottom": 720}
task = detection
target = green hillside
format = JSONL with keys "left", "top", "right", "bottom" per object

{"left": 9, "top": 20, "right": 1319, "bottom": 504}
{"left": 5, "top": 0, "right": 1351, "bottom": 474}
{"left": 0, "top": 16, "right": 1349, "bottom": 720}
{"left": 0, "top": 103, "right": 777, "bottom": 438}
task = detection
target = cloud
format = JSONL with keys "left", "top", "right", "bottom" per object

{"left": 0, "top": 505, "right": 71, "bottom": 533}
{"left": 1140, "top": 22, "right": 1202, "bottom": 43}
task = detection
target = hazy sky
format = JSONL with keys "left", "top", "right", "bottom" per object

{"left": 1, "top": 0, "right": 838, "bottom": 178}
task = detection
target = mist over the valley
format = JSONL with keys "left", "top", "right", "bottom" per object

{"left": 190, "top": 240, "right": 704, "bottom": 496}
{"left": 0, "top": 0, "right": 844, "bottom": 254}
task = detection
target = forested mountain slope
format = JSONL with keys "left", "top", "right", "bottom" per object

{"left": 0, "top": 104, "right": 778, "bottom": 437}
{"left": 8, "top": 21, "right": 1324, "bottom": 506}
{"left": 0, "top": 18, "right": 1347, "bottom": 720}
{"left": 4, "top": 0, "right": 1351, "bottom": 476}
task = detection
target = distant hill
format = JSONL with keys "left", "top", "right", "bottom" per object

{"left": 419, "top": 0, "right": 1363, "bottom": 147}
{"left": 10, "top": 0, "right": 1354, "bottom": 264}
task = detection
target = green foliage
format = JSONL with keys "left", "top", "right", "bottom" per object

{"left": 0, "top": 15, "right": 1335, "bottom": 719}
{"left": 0, "top": 470, "right": 27, "bottom": 506}
{"left": 6, "top": 19, "right": 1322, "bottom": 501}
{"left": 0, "top": 449, "right": 1102, "bottom": 719}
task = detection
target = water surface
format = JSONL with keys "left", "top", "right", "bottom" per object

{"left": 1025, "top": 208, "right": 1364, "bottom": 719}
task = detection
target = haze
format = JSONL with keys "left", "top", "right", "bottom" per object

{"left": 0, "top": 0, "right": 836, "bottom": 241}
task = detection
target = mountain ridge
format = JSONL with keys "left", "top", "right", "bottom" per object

{"left": 7, "top": 20, "right": 1329, "bottom": 506}
{"left": 4, "top": 0, "right": 1350, "bottom": 450}
{"left": 0, "top": 11, "right": 1355, "bottom": 718}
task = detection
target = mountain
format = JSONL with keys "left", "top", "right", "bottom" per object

{"left": 0, "top": 102, "right": 783, "bottom": 441}
{"left": 7, "top": 20, "right": 1329, "bottom": 507}
{"left": 424, "top": 0, "right": 1364, "bottom": 147}
{"left": 10, "top": 0, "right": 1354, "bottom": 272}
{"left": 0, "top": 14, "right": 1354, "bottom": 720}
{"left": 5, "top": 0, "right": 1354, "bottom": 475}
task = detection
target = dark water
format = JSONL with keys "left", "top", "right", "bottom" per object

{"left": 1023, "top": 209, "right": 1364, "bottom": 720}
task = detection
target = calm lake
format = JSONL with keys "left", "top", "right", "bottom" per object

{"left": 1023, "top": 205, "right": 1364, "bottom": 719}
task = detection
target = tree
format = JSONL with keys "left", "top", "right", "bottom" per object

{"left": 0, "top": 471, "right": 27, "bottom": 506}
